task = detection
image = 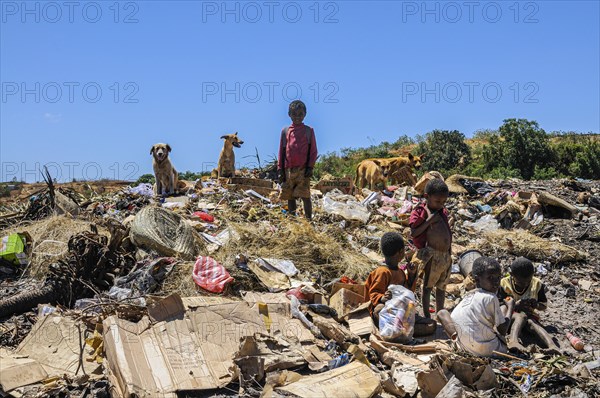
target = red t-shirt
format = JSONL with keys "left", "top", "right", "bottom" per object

{"left": 409, "top": 203, "right": 451, "bottom": 249}
{"left": 278, "top": 123, "right": 318, "bottom": 170}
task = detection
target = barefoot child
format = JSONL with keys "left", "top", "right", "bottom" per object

{"left": 365, "top": 232, "right": 437, "bottom": 336}
{"left": 498, "top": 257, "right": 558, "bottom": 352}
{"left": 437, "top": 256, "right": 514, "bottom": 357}
{"left": 410, "top": 179, "right": 452, "bottom": 317}
{"left": 277, "top": 100, "right": 318, "bottom": 220}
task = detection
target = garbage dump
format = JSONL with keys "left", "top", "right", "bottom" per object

{"left": 0, "top": 172, "right": 599, "bottom": 398}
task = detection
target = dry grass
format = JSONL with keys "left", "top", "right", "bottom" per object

{"left": 1, "top": 215, "right": 108, "bottom": 278}
{"left": 481, "top": 229, "right": 587, "bottom": 263}
{"left": 159, "top": 216, "right": 378, "bottom": 297}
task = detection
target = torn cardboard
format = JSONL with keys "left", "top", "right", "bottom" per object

{"left": 276, "top": 361, "right": 381, "bottom": 398}
{"left": 330, "top": 282, "right": 367, "bottom": 299}
{"left": 0, "top": 349, "right": 47, "bottom": 392}
{"left": 242, "top": 292, "right": 315, "bottom": 344}
{"left": 249, "top": 259, "right": 290, "bottom": 292}
{"left": 103, "top": 297, "right": 267, "bottom": 397}
{"left": 1, "top": 315, "right": 101, "bottom": 392}
{"left": 234, "top": 333, "right": 306, "bottom": 377}
{"left": 329, "top": 288, "right": 365, "bottom": 318}
{"left": 346, "top": 302, "right": 374, "bottom": 336}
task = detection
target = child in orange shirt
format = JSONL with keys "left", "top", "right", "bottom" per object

{"left": 365, "top": 232, "right": 436, "bottom": 336}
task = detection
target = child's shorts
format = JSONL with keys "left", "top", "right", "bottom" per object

{"left": 280, "top": 167, "right": 311, "bottom": 200}
{"left": 412, "top": 247, "right": 452, "bottom": 290}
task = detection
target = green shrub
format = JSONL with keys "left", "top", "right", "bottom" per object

{"left": 135, "top": 174, "right": 155, "bottom": 185}
{"left": 550, "top": 133, "right": 600, "bottom": 179}
{"left": 416, "top": 130, "right": 471, "bottom": 174}
{"left": 482, "top": 119, "right": 551, "bottom": 180}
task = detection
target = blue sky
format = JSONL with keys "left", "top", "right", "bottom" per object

{"left": 1, "top": 0, "right": 599, "bottom": 182}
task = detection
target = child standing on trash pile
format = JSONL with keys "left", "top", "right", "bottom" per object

{"left": 409, "top": 179, "right": 453, "bottom": 318}
{"left": 437, "top": 256, "right": 514, "bottom": 357}
{"left": 277, "top": 100, "right": 318, "bottom": 220}
{"left": 365, "top": 232, "right": 437, "bottom": 336}
{"left": 498, "top": 257, "right": 559, "bottom": 352}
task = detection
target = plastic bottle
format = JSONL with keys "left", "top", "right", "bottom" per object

{"left": 566, "top": 332, "right": 584, "bottom": 351}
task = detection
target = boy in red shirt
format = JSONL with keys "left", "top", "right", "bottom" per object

{"left": 278, "top": 100, "right": 318, "bottom": 220}
{"left": 410, "top": 179, "right": 453, "bottom": 318}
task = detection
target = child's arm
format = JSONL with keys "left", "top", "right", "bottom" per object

{"left": 410, "top": 211, "right": 442, "bottom": 238}
{"left": 497, "top": 299, "right": 515, "bottom": 335}
{"left": 366, "top": 271, "right": 391, "bottom": 308}
{"left": 534, "top": 283, "right": 548, "bottom": 311}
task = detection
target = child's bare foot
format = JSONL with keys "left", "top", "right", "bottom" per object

{"left": 507, "top": 339, "right": 527, "bottom": 353}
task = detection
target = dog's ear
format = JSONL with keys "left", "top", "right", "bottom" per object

{"left": 166, "top": 144, "right": 172, "bottom": 153}
{"left": 372, "top": 159, "right": 382, "bottom": 166}
{"left": 408, "top": 153, "right": 414, "bottom": 160}
{"left": 419, "top": 153, "right": 425, "bottom": 160}
{"left": 150, "top": 145, "right": 155, "bottom": 155}
{"left": 234, "top": 132, "right": 238, "bottom": 136}
{"left": 220, "top": 135, "right": 227, "bottom": 139}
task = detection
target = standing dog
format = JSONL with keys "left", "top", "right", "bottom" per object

{"left": 354, "top": 153, "right": 424, "bottom": 190}
{"left": 150, "top": 143, "right": 178, "bottom": 196}
{"left": 354, "top": 158, "right": 392, "bottom": 190}
{"left": 216, "top": 132, "right": 244, "bottom": 178}
{"left": 387, "top": 153, "right": 424, "bottom": 185}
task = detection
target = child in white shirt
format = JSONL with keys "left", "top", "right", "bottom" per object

{"left": 437, "top": 256, "right": 514, "bottom": 357}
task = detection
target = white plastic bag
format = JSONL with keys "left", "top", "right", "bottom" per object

{"left": 379, "top": 284, "right": 416, "bottom": 342}
{"left": 322, "top": 196, "right": 370, "bottom": 223}
{"left": 463, "top": 214, "right": 499, "bottom": 233}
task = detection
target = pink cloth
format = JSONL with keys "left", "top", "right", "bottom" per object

{"left": 278, "top": 123, "right": 318, "bottom": 170}
{"left": 192, "top": 256, "right": 233, "bottom": 293}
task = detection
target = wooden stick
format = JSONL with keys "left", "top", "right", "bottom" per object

{"left": 492, "top": 350, "right": 523, "bottom": 361}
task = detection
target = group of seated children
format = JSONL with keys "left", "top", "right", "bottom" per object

{"left": 364, "top": 178, "right": 555, "bottom": 356}
{"left": 366, "top": 178, "right": 452, "bottom": 337}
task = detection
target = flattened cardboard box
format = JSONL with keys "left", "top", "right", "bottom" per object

{"left": 242, "top": 292, "right": 316, "bottom": 344}
{"left": 0, "top": 315, "right": 101, "bottom": 392}
{"left": 276, "top": 361, "right": 381, "bottom": 398}
{"left": 103, "top": 298, "right": 267, "bottom": 397}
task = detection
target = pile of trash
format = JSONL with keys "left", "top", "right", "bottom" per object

{"left": 0, "top": 172, "right": 598, "bottom": 397}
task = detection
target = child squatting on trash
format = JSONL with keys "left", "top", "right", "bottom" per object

{"left": 498, "top": 257, "right": 559, "bottom": 352}
{"left": 277, "top": 100, "right": 318, "bottom": 220}
{"left": 365, "top": 232, "right": 437, "bottom": 337}
{"left": 409, "top": 178, "right": 453, "bottom": 318}
{"left": 437, "top": 256, "right": 514, "bottom": 357}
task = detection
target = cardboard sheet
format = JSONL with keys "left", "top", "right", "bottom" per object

{"left": 242, "top": 292, "right": 315, "bottom": 344}
{"left": 103, "top": 297, "right": 267, "bottom": 397}
{"left": 1, "top": 315, "right": 101, "bottom": 392}
{"left": 276, "top": 361, "right": 381, "bottom": 398}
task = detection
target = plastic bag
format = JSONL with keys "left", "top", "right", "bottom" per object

{"left": 379, "top": 284, "right": 416, "bottom": 342}
{"left": 192, "top": 256, "right": 234, "bottom": 293}
{"left": 463, "top": 214, "right": 499, "bottom": 233}
{"left": 322, "top": 196, "right": 370, "bottom": 223}
{"left": 127, "top": 183, "right": 154, "bottom": 197}
{"left": 193, "top": 211, "right": 215, "bottom": 223}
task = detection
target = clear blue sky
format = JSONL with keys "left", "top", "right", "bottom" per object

{"left": 1, "top": 0, "right": 599, "bottom": 182}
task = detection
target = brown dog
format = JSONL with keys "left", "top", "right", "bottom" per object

{"left": 354, "top": 158, "right": 392, "bottom": 190}
{"left": 355, "top": 153, "right": 424, "bottom": 190}
{"left": 387, "top": 153, "right": 424, "bottom": 186}
{"left": 150, "top": 143, "right": 178, "bottom": 196}
{"left": 388, "top": 166, "right": 418, "bottom": 187}
{"left": 215, "top": 132, "right": 244, "bottom": 178}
